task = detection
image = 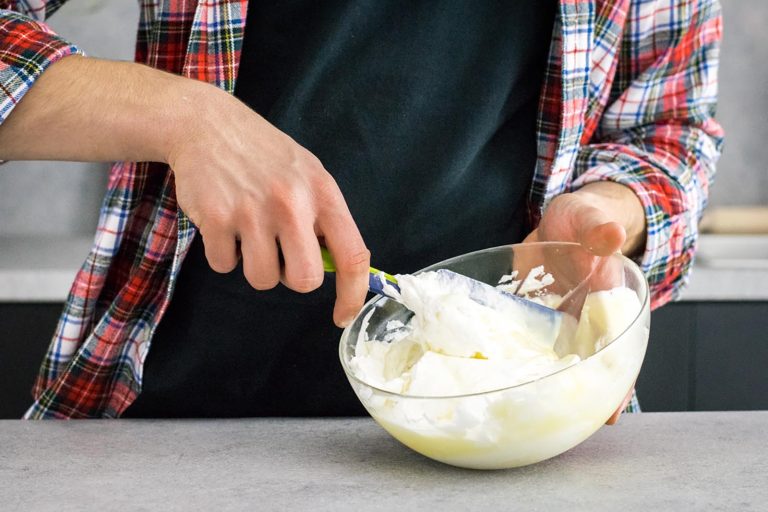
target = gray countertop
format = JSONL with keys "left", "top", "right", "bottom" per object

{"left": 1, "top": 412, "right": 766, "bottom": 511}
{"left": 2, "top": 235, "right": 768, "bottom": 301}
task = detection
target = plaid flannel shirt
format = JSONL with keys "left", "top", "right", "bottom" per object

{"left": 0, "top": 0, "right": 723, "bottom": 418}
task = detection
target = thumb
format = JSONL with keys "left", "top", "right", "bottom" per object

{"left": 575, "top": 200, "right": 626, "bottom": 256}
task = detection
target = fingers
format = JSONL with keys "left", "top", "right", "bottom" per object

{"left": 233, "top": 169, "right": 368, "bottom": 327}
{"left": 575, "top": 205, "right": 626, "bottom": 257}
{"left": 277, "top": 220, "right": 324, "bottom": 293}
{"left": 237, "top": 223, "right": 326, "bottom": 294}
{"left": 316, "top": 183, "right": 370, "bottom": 328}
{"left": 572, "top": 201, "right": 628, "bottom": 291}
{"left": 327, "top": 241, "right": 371, "bottom": 328}
{"left": 537, "top": 193, "right": 624, "bottom": 256}
{"left": 238, "top": 194, "right": 323, "bottom": 293}
{"left": 241, "top": 230, "right": 280, "bottom": 290}
{"left": 605, "top": 409, "right": 621, "bottom": 425}
{"left": 520, "top": 229, "right": 539, "bottom": 244}
{"left": 605, "top": 386, "right": 634, "bottom": 425}
{"left": 200, "top": 226, "right": 239, "bottom": 273}
{"left": 588, "top": 250, "right": 625, "bottom": 292}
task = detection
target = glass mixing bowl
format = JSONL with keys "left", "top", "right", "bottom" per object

{"left": 339, "top": 242, "right": 650, "bottom": 470}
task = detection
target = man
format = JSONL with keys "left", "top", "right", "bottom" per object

{"left": 0, "top": 0, "right": 723, "bottom": 419}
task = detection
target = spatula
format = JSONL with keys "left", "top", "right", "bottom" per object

{"left": 320, "top": 248, "right": 562, "bottom": 328}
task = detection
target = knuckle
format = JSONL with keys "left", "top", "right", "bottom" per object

{"left": 236, "top": 208, "right": 261, "bottom": 233}
{"left": 243, "top": 254, "right": 280, "bottom": 290}
{"left": 244, "top": 267, "right": 280, "bottom": 291}
{"left": 312, "top": 172, "right": 342, "bottom": 204}
{"left": 270, "top": 181, "right": 310, "bottom": 221}
{"left": 286, "top": 274, "right": 324, "bottom": 294}
{"left": 299, "top": 150, "right": 325, "bottom": 174}
{"left": 200, "top": 207, "right": 233, "bottom": 232}
{"left": 284, "top": 252, "right": 323, "bottom": 293}
{"left": 336, "top": 246, "right": 371, "bottom": 273}
{"left": 201, "top": 238, "right": 237, "bottom": 274}
{"left": 208, "top": 257, "right": 237, "bottom": 274}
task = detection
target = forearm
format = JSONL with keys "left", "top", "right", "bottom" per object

{"left": 572, "top": 181, "right": 646, "bottom": 258}
{"left": 0, "top": 55, "right": 217, "bottom": 164}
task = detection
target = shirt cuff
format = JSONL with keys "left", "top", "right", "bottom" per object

{"left": 0, "top": 9, "right": 84, "bottom": 124}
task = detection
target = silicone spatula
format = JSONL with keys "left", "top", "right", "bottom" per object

{"left": 320, "top": 248, "right": 562, "bottom": 327}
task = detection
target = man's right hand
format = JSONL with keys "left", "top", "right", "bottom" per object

{"left": 0, "top": 55, "right": 370, "bottom": 327}
{"left": 167, "top": 86, "right": 370, "bottom": 327}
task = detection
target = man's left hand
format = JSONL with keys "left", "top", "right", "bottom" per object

{"left": 523, "top": 181, "right": 646, "bottom": 425}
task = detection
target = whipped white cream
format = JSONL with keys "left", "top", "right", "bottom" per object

{"left": 346, "top": 268, "right": 648, "bottom": 469}
{"left": 353, "top": 270, "right": 578, "bottom": 396}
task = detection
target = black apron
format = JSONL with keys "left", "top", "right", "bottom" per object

{"left": 124, "top": 0, "right": 557, "bottom": 417}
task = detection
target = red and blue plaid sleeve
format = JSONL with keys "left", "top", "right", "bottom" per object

{"left": 572, "top": 0, "right": 724, "bottom": 309}
{"left": 0, "top": 5, "right": 82, "bottom": 124}
{"left": 0, "top": 1, "right": 68, "bottom": 20}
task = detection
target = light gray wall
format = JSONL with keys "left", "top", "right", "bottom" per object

{"left": 0, "top": 0, "right": 764, "bottom": 237}
{"left": 709, "top": 0, "right": 768, "bottom": 207}
{"left": 0, "top": 0, "right": 139, "bottom": 236}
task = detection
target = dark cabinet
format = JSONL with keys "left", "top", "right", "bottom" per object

{"left": 635, "top": 303, "right": 695, "bottom": 411}
{"left": 0, "top": 304, "right": 63, "bottom": 418}
{"left": 693, "top": 303, "right": 768, "bottom": 410}
{"left": 637, "top": 302, "right": 768, "bottom": 411}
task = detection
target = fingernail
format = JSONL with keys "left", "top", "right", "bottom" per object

{"left": 339, "top": 317, "right": 354, "bottom": 328}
